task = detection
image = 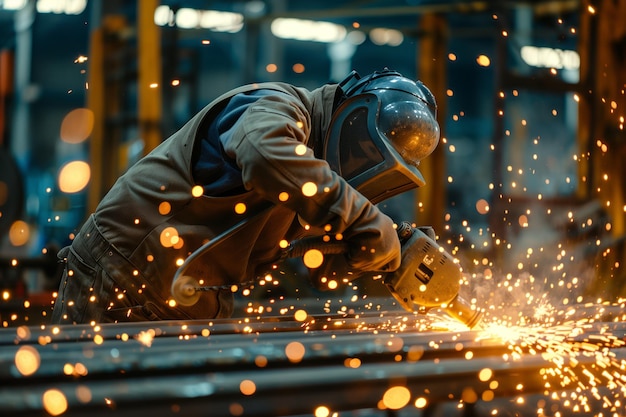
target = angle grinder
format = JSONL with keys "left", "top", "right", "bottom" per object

{"left": 171, "top": 221, "right": 483, "bottom": 329}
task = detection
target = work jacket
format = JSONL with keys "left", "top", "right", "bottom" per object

{"left": 52, "top": 80, "right": 393, "bottom": 322}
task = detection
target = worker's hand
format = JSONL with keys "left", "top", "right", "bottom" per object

{"left": 307, "top": 212, "right": 400, "bottom": 289}
{"left": 343, "top": 212, "right": 401, "bottom": 272}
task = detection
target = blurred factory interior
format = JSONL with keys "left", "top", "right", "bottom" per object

{"left": 0, "top": 0, "right": 625, "bottom": 324}
{"left": 3, "top": 2, "right": 626, "bottom": 417}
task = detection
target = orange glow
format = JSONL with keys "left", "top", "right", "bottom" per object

{"left": 16, "top": 325, "right": 31, "bottom": 340}
{"left": 462, "top": 387, "right": 478, "bottom": 403}
{"left": 254, "top": 355, "right": 268, "bottom": 367}
{"left": 58, "top": 160, "right": 91, "bottom": 193}
{"left": 344, "top": 357, "right": 361, "bottom": 368}
{"left": 303, "top": 249, "right": 324, "bottom": 268}
{"left": 9, "top": 220, "right": 30, "bottom": 246}
{"left": 76, "top": 386, "right": 92, "bottom": 403}
{"left": 234, "top": 203, "right": 247, "bottom": 214}
{"left": 382, "top": 386, "right": 411, "bottom": 410}
{"left": 191, "top": 185, "right": 203, "bottom": 197}
{"left": 482, "top": 390, "right": 495, "bottom": 401}
{"left": 478, "top": 368, "right": 493, "bottom": 381}
{"left": 60, "top": 108, "right": 94, "bottom": 143}
{"left": 159, "top": 227, "right": 179, "bottom": 248}
{"left": 135, "top": 329, "right": 156, "bottom": 347}
{"left": 476, "top": 199, "right": 490, "bottom": 214}
{"left": 476, "top": 54, "right": 491, "bottom": 66}
{"left": 407, "top": 345, "right": 424, "bottom": 361}
{"left": 301, "top": 182, "right": 317, "bottom": 197}
{"left": 295, "top": 144, "right": 307, "bottom": 155}
{"left": 229, "top": 403, "right": 244, "bottom": 416}
{"left": 314, "top": 406, "right": 330, "bottom": 417}
{"left": 294, "top": 309, "right": 308, "bottom": 321}
{"left": 415, "top": 397, "right": 428, "bottom": 408}
{"left": 239, "top": 379, "right": 256, "bottom": 395}
{"left": 42, "top": 389, "right": 68, "bottom": 416}
{"left": 518, "top": 214, "right": 529, "bottom": 227}
{"left": 158, "top": 201, "right": 171, "bottom": 215}
{"left": 285, "top": 341, "right": 305, "bottom": 363}
{"left": 14, "top": 345, "right": 40, "bottom": 376}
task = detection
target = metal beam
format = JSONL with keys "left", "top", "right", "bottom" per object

{"left": 261, "top": 1, "right": 579, "bottom": 21}
{"left": 1, "top": 304, "right": 626, "bottom": 416}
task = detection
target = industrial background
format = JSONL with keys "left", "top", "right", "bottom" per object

{"left": 0, "top": 1, "right": 626, "bottom": 416}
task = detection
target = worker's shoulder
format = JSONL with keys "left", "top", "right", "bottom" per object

{"left": 241, "top": 81, "right": 310, "bottom": 101}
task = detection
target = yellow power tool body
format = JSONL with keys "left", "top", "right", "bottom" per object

{"left": 383, "top": 222, "right": 482, "bottom": 329}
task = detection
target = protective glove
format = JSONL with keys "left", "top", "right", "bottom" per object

{"left": 308, "top": 210, "right": 401, "bottom": 289}
{"left": 343, "top": 208, "right": 401, "bottom": 272}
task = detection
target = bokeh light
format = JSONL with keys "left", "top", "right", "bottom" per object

{"left": 382, "top": 386, "right": 411, "bottom": 410}
{"left": 60, "top": 108, "right": 94, "bottom": 143}
{"left": 285, "top": 341, "right": 305, "bottom": 363}
{"left": 9, "top": 220, "right": 30, "bottom": 246}
{"left": 476, "top": 54, "right": 491, "bottom": 66}
{"left": 42, "top": 389, "right": 68, "bottom": 416}
{"left": 14, "top": 345, "right": 40, "bottom": 376}
{"left": 303, "top": 249, "right": 324, "bottom": 268}
{"left": 302, "top": 182, "right": 318, "bottom": 197}
{"left": 58, "top": 160, "right": 90, "bottom": 193}
{"left": 239, "top": 379, "right": 256, "bottom": 395}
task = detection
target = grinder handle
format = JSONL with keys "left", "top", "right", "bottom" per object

{"left": 283, "top": 236, "right": 349, "bottom": 259}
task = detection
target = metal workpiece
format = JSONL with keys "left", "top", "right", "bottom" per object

{"left": 1, "top": 303, "right": 625, "bottom": 416}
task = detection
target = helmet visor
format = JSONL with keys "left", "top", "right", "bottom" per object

{"left": 325, "top": 96, "right": 426, "bottom": 204}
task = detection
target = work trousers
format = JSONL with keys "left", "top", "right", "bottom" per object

{"left": 50, "top": 215, "right": 231, "bottom": 324}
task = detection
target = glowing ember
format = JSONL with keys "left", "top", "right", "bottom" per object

{"left": 285, "top": 341, "right": 306, "bottom": 363}
{"left": 382, "top": 386, "right": 411, "bottom": 410}
{"left": 14, "top": 345, "right": 40, "bottom": 376}
{"left": 42, "top": 389, "right": 68, "bottom": 416}
{"left": 135, "top": 329, "right": 156, "bottom": 347}
{"left": 239, "top": 379, "right": 256, "bottom": 395}
{"left": 476, "top": 303, "right": 626, "bottom": 414}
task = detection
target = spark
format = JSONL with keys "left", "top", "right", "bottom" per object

{"left": 135, "top": 329, "right": 156, "bottom": 347}
{"left": 476, "top": 306, "right": 626, "bottom": 413}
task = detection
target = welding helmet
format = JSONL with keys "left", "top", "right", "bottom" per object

{"left": 324, "top": 69, "right": 440, "bottom": 204}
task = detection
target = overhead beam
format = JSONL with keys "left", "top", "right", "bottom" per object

{"left": 262, "top": 1, "right": 578, "bottom": 21}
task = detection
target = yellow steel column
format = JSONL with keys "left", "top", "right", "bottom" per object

{"left": 86, "top": 27, "right": 105, "bottom": 215}
{"left": 138, "top": 0, "right": 162, "bottom": 154}
{"left": 579, "top": 0, "right": 626, "bottom": 236}
{"left": 579, "top": 0, "right": 626, "bottom": 298}
{"left": 416, "top": 13, "right": 448, "bottom": 233}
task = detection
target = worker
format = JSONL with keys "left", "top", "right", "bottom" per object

{"left": 50, "top": 68, "right": 440, "bottom": 324}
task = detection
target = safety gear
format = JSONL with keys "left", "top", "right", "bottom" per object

{"left": 52, "top": 81, "right": 338, "bottom": 323}
{"left": 324, "top": 69, "right": 440, "bottom": 204}
{"left": 308, "top": 206, "right": 400, "bottom": 289}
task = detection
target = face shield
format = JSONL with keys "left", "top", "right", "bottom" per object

{"left": 323, "top": 94, "right": 427, "bottom": 204}
{"left": 323, "top": 69, "right": 440, "bottom": 204}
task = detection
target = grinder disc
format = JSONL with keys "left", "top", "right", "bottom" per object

{"left": 171, "top": 275, "right": 201, "bottom": 306}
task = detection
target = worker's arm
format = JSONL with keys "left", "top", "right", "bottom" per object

{"left": 223, "top": 94, "right": 400, "bottom": 273}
